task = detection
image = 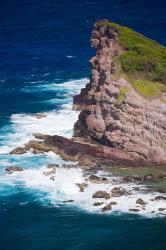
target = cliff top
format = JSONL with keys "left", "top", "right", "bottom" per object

{"left": 96, "top": 20, "right": 166, "bottom": 98}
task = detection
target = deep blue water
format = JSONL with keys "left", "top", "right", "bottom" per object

{"left": 0, "top": 0, "right": 166, "bottom": 249}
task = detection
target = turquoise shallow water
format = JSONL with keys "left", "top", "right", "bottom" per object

{"left": 0, "top": 0, "right": 166, "bottom": 249}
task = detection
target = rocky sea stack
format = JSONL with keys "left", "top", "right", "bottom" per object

{"left": 73, "top": 20, "right": 166, "bottom": 165}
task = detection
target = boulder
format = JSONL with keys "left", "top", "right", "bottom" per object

{"left": 132, "top": 175, "right": 143, "bottom": 181}
{"left": 111, "top": 187, "right": 129, "bottom": 197}
{"left": 158, "top": 173, "right": 166, "bottom": 179}
{"left": 129, "top": 208, "right": 140, "bottom": 212}
{"left": 88, "top": 175, "right": 101, "bottom": 183}
{"left": 93, "top": 202, "right": 104, "bottom": 206}
{"left": 92, "top": 191, "right": 110, "bottom": 199}
{"left": 102, "top": 203, "right": 112, "bottom": 212}
{"left": 136, "top": 198, "right": 146, "bottom": 205}
{"left": 88, "top": 175, "right": 108, "bottom": 183}
{"left": 158, "top": 208, "right": 165, "bottom": 212}
{"left": 47, "top": 164, "right": 58, "bottom": 169}
{"left": 143, "top": 174, "right": 155, "bottom": 181}
{"left": 5, "top": 166, "right": 23, "bottom": 173}
{"left": 123, "top": 175, "right": 142, "bottom": 182}
{"left": 63, "top": 200, "right": 74, "bottom": 203}
{"left": 50, "top": 176, "right": 55, "bottom": 181}
{"left": 10, "top": 147, "right": 27, "bottom": 155}
{"left": 109, "top": 201, "right": 117, "bottom": 205}
{"left": 101, "top": 177, "right": 108, "bottom": 182}
{"left": 123, "top": 176, "right": 133, "bottom": 182}
{"left": 155, "top": 196, "right": 166, "bottom": 201}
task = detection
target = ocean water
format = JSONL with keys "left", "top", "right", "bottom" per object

{"left": 0, "top": 0, "right": 166, "bottom": 249}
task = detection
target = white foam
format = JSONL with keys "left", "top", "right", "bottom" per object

{"left": 1, "top": 166, "right": 165, "bottom": 217}
{"left": 66, "top": 55, "right": 76, "bottom": 58}
{"left": 0, "top": 78, "right": 88, "bottom": 154}
{"left": 22, "top": 78, "right": 88, "bottom": 93}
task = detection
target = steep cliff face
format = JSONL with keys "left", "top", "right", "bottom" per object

{"left": 73, "top": 20, "right": 166, "bottom": 165}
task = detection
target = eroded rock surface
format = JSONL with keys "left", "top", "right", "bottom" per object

{"left": 73, "top": 20, "right": 166, "bottom": 165}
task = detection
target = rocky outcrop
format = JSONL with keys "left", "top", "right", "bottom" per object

{"left": 13, "top": 134, "right": 151, "bottom": 167}
{"left": 73, "top": 20, "right": 166, "bottom": 165}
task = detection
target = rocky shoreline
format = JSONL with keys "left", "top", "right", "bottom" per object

{"left": 5, "top": 20, "right": 166, "bottom": 216}
{"left": 5, "top": 160, "right": 166, "bottom": 215}
{"left": 7, "top": 132, "right": 166, "bottom": 216}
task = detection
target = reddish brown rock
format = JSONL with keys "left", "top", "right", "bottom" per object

{"left": 155, "top": 196, "right": 166, "bottom": 201}
{"left": 102, "top": 203, "right": 112, "bottom": 212}
{"left": 143, "top": 174, "right": 155, "bottom": 181}
{"left": 109, "top": 201, "right": 117, "bottom": 205}
{"left": 5, "top": 166, "right": 23, "bottom": 173}
{"left": 76, "top": 183, "right": 88, "bottom": 192}
{"left": 158, "top": 208, "right": 165, "bottom": 212}
{"left": 73, "top": 21, "right": 166, "bottom": 166}
{"left": 92, "top": 191, "right": 110, "bottom": 199}
{"left": 129, "top": 209, "right": 140, "bottom": 212}
{"left": 111, "top": 187, "right": 128, "bottom": 197}
{"left": 136, "top": 198, "right": 146, "bottom": 206}
{"left": 93, "top": 202, "right": 104, "bottom": 206}
{"left": 10, "top": 147, "right": 27, "bottom": 155}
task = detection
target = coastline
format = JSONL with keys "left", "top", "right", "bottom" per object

{"left": 0, "top": 21, "right": 166, "bottom": 218}
{"left": 1, "top": 82, "right": 165, "bottom": 217}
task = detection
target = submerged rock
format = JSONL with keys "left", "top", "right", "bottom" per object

{"left": 93, "top": 202, "right": 104, "bottom": 206}
{"left": 47, "top": 164, "right": 59, "bottom": 169}
{"left": 143, "top": 174, "right": 155, "bottom": 181}
{"left": 50, "top": 176, "right": 55, "bottom": 181}
{"left": 155, "top": 196, "right": 166, "bottom": 201}
{"left": 43, "top": 166, "right": 56, "bottom": 176}
{"left": 129, "top": 209, "right": 140, "bottom": 212}
{"left": 63, "top": 200, "right": 74, "bottom": 203}
{"left": 92, "top": 191, "right": 110, "bottom": 199}
{"left": 35, "top": 113, "right": 47, "bottom": 119}
{"left": 5, "top": 166, "right": 23, "bottom": 173}
{"left": 88, "top": 175, "right": 108, "bottom": 184}
{"left": 76, "top": 183, "right": 88, "bottom": 192}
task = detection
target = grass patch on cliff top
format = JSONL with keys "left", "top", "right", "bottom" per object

{"left": 99, "top": 20, "right": 166, "bottom": 86}
{"left": 132, "top": 79, "right": 166, "bottom": 98}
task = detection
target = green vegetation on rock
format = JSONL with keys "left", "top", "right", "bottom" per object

{"left": 98, "top": 20, "right": 166, "bottom": 98}
{"left": 132, "top": 79, "right": 166, "bottom": 98}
